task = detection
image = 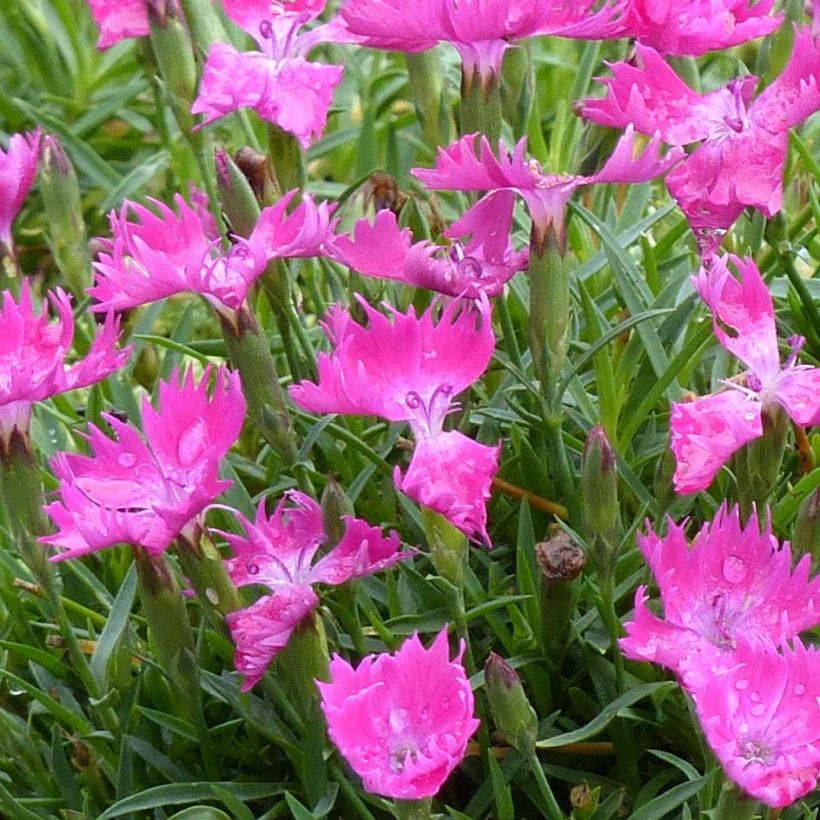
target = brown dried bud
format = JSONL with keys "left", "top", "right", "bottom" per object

{"left": 535, "top": 527, "right": 586, "bottom": 583}
{"left": 233, "top": 147, "right": 277, "bottom": 203}
{"left": 363, "top": 172, "right": 407, "bottom": 215}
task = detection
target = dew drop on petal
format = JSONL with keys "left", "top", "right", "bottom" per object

{"left": 735, "top": 678, "right": 750, "bottom": 691}
{"left": 247, "top": 562, "right": 260, "bottom": 575}
{"left": 118, "top": 452, "right": 136, "bottom": 468}
{"left": 749, "top": 703, "right": 766, "bottom": 717}
{"left": 177, "top": 420, "right": 207, "bottom": 466}
{"left": 722, "top": 555, "right": 748, "bottom": 584}
{"left": 794, "top": 684, "right": 807, "bottom": 696}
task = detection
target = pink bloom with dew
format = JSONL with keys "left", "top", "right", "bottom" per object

{"left": 338, "top": 0, "right": 629, "bottom": 81}
{"left": 192, "top": 1, "right": 343, "bottom": 148}
{"left": 289, "top": 296, "right": 500, "bottom": 542}
{"left": 91, "top": 189, "right": 335, "bottom": 313}
{"left": 0, "top": 129, "right": 41, "bottom": 250}
{"left": 221, "top": 490, "right": 409, "bottom": 690}
{"left": 413, "top": 125, "right": 682, "bottom": 250}
{"left": 622, "top": 0, "right": 781, "bottom": 57}
{"left": 621, "top": 504, "right": 820, "bottom": 691}
{"left": 0, "top": 280, "right": 130, "bottom": 442}
{"left": 694, "top": 638, "right": 820, "bottom": 807}
{"left": 579, "top": 30, "right": 820, "bottom": 251}
{"left": 670, "top": 255, "right": 820, "bottom": 494}
{"left": 86, "top": 0, "right": 150, "bottom": 49}
{"left": 333, "top": 198, "right": 527, "bottom": 298}
{"left": 42, "top": 366, "right": 245, "bottom": 560}
{"left": 317, "top": 628, "right": 480, "bottom": 799}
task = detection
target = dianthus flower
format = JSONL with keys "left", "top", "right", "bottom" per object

{"left": 86, "top": 0, "right": 150, "bottom": 49}
{"left": 580, "top": 29, "right": 820, "bottom": 251}
{"left": 289, "top": 296, "right": 500, "bottom": 542}
{"left": 0, "top": 129, "right": 41, "bottom": 251}
{"left": 221, "top": 490, "right": 409, "bottom": 690}
{"left": 42, "top": 367, "right": 245, "bottom": 560}
{"left": 694, "top": 638, "right": 820, "bottom": 807}
{"left": 90, "top": 189, "right": 335, "bottom": 314}
{"left": 621, "top": 504, "right": 820, "bottom": 691}
{"left": 620, "top": 0, "right": 781, "bottom": 56}
{"left": 413, "top": 125, "right": 682, "bottom": 251}
{"left": 0, "top": 281, "right": 130, "bottom": 445}
{"left": 317, "top": 628, "right": 480, "bottom": 799}
{"left": 670, "top": 255, "right": 820, "bottom": 494}
{"left": 192, "top": 0, "right": 343, "bottom": 147}
{"left": 333, "top": 198, "right": 527, "bottom": 298}
{"left": 338, "top": 0, "right": 628, "bottom": 82}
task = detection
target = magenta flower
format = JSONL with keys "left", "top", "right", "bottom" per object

{"left": 221, "top": 490, "right": 409, "bottom": 690}
{"left": 670, "top": 255, "right": 820, "bottom": 494}
{"left": 694, "top": 638, "right": 820, "bottom": 807}
{"left": 413, "top": 126, "right": 682, "bottom": 250}
{"left": 580, "top": 30, "right": 820, "bottom": 250}
{"left": 192, "top": 1, "right": 343, "bottom": 147}
{"left": 0, "top": 281, "right": 130, "bottom": 442}
{"left": 289, "top": 297, "right": 500, "bottom": 542}
{"left": 0, "top": 129, "right": 41, "bottom": 251}
{"left": 338, "top": 0, "right": 628, "bottom": 81}
{"left": 333, "top": 199, "right": 527, "bottom": 298}
{"left": 621, "top": 504, "right": 820, "bottom": 691}
{"left": 317, "top": 628, "right": 480, "bottom": 799}
{"left": 42, "top": 367, "right": 245, "bottom": 560}
{"left": 91, "top": 189, "right": 335, "bottom": 313}
{"left": 621, "top": 0, "right": 781, "bottom": 56}
{"left": 86, "top": 0, "right": 149, "bottom": 49}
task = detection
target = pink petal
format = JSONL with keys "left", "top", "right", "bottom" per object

{"left": 0, "top": 129, "right": 41, "bottom": 248}
{"left": 773, "top": 367, "right": 820, "bottom": 426}
{"left": 87, "top": 0, "right": 149, "bottom": 50}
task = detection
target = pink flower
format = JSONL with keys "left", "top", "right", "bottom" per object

{"left": 86, "top": 0, "right": 149, "bottom": 49}
{"left": 620, "top": 504, "right": 820, "bottom": 691}
{"left": 413, "top": 126, "right": 682, "bottom": 250}
{"left": 0, "top": 129, "right": 41, "bottom": 250}
{"left": 0, "top": 281, "right": 130, "bottom": 442}
{"left": 333, "top": 199, "right": 527, "bottom": 298}
{"left": 221, "top": 491, "right": 409, "bottom": 690}
{"left": 338, "top": 0, "right": 629, "bottom": 81}
{"left": 670, "top": 255, "right": 820, "bottom": 494}
{"left": 694, "top": 638, "right": 820, "bottom": 807}
{"left": 580, "top": 30, "right": 820, "bottom": 250}
{"left": 91, "top": 190, "right": 335, "bottom": 313}
{"left": 621, "top": 0, "right": 782, "bottom": 56}
{"left": 192, "top": 1, "right": 343, "bottom": 147}
{"left": 317, "top": 628, "right": 480, "bottom": 799}
{"left": 41, "top": 367, "right": 245, "bottom": 560}
{"left": 289, "top": 297, "right": 500, "bottom": 541}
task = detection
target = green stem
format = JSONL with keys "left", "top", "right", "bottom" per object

{"left": 460, "top": 67, "right": 502, "bottom": 142}
{"left": 712, "top": 781, "right": 762, "bottom": 820}
{"left": 267, "top": 124, "right": 305, "bottom": 194}
{"left": 394, "top": 797, "right": 433, "bottom": 820}
{"left": 405, "top": 51, "right": 449, "bottom": 149}
{"left": 528, "top": 751, "right": 564, "bottom": 819}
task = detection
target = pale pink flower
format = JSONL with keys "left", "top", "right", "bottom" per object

{"left": 221, "top": 490, "right": 409, "bottom": 690}
{"left": 193, "top": 1, "right": 343, "bottom": 147}
{"left": 0, "top": 280, "right": 130, "bottom": 442}
{"left": 621, "top": 504, "right": 820, "bottom": 691}
{"left": 317, "top": 628, "right": 480, "bottom": 799}
{"left": 621, "top": 0, "right": 781, "bottom": 56}
{"left": 670, "top": 255, "right": 820, "bottom": 494}
{"left": 580, "top": 30, "right": 820, "bottom": 250}
{"left": 289, "top": 296, "right": 500, "bottom": 541}
{"left": 42, "top": 367, "right": 245, "bottom": 560}
{"left": 333, "top": 199, "right": 527, "bottom": 298}
{"left": 0, "top": 129, "right": 41, "bottom": 250}
{"left": 694, "top": 638, "right": 820, "bottom": 807}
{"left": 413, "top": 125, "right": 682, "bottom": 250}
{"left": 338, "top": 0, "right": 629, "bottom": 81}
{"left": 87, "top": 0, "right": 150, "bottom": 49}
{"left": 91, "top": 189, "right": 335, "bottom": 313}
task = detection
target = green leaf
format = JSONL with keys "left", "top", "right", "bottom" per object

{"left": 90, "top": 563, "right": 137, "bottom": 689}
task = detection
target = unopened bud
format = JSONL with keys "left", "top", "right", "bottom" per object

{"left": 321, "top": 475, "right": 355, "bottom": 548}
{"left": 216, "top": 148, "right": 263, "bottom": 238}
{"left": 581, "top": 425, "right": 618, "bottom": 542}
{"left": 570, "top": 783, "right": 601, "bottom": 819}
{"left": 794, "top": 488, "right": 820, "bottom": 568}
{"left": 422, "top": 506, "right": 467, "bottom": 587}
{"left": 485, "top": 652, "right": 538, "bottom": 756}
{"left": 734, "top": 401, "right": 788, "bottom": 514}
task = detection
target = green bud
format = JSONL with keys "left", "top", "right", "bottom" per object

{"left": 794, "top": 488, "right": 820, "bottom": 568}
{"left": 581, "top": 425, "right": 618, "bottom": 542}
{"left": 267, "top": 123, "right": 304, "bottom": 195}
{"left": 39, "top": 135, "right": 90, "bottom": 296}
{"left": 422, "top": 506, "right": 467, "bottom": 588}
{"left": 321, "top": 475, "right": 355, "bottom": 548}
{"left": 216, "top": 148, "right": 264, "bottom": 238}
{"left": 485, "top": 652, "right": 538, "bottom": 756}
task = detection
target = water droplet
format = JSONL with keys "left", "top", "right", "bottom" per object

{"left": 722, "top": 555, "right": 748, "bottom": 584}
{"left": 735, "top": 678, "right": 750, "bottom": 691}
{"left": 118, "top": 452, "right": 136, "bottom": 468}
{"left": 743, "top": 411, "right": 757, "bottom": 422}
{"left": 794, "top": 684, "right": 807, "bottom": 696}
{"left": 749, "top": 703, "right": 766, "bottom": 717}
{"left": 748, "top": 690, "right": 761, "bottom": 703}
{"left": 247, "top": 562, "right": 260, "bottom": 575}
{"left": 205, "top": 588, "right": 219, "bottom": 605}
{"left": 177, "top": 420, "right": 207, "bottom": 466}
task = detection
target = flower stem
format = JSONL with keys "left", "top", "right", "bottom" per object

{"left": 394, "top": 797, "right": 433, "bottom": 820}
{"left": 528, "top": 751, "right": 564, "bottom": 819}
{"left": 460, "top": 67, "right": 502, "bottom": 142}
{"left": 405, "top": 51, "right": 451, "bottom": 149}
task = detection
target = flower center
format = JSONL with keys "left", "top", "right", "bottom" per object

{"left": 739, "top": 738, "right": 775, "bottom": 767}
{"left": 404, "top": 384, "right": 454, "bottom": 437}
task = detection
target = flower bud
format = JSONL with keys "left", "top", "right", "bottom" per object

{"left": 484, "top": 652, "right": 538, "bottom": 756}
{"left": 321, "top": 475, "right": 355, "bottom": 548}
{"left": 216, "top": 148, "right": 263, "bottom": 238}
{"left": 581, "top": 425, "right": 618, "bottom": 542}
{"left": 39, "top": 135, "right": 90, "bottom": 296}
{"left": 570, "top": 783, "right": 600, "bottom": 819}
{"left": 422, "top": 506, "right": 468, "bottom": 588}
{"left": 794, "top": 488, "right": 820, "bottom": 568}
